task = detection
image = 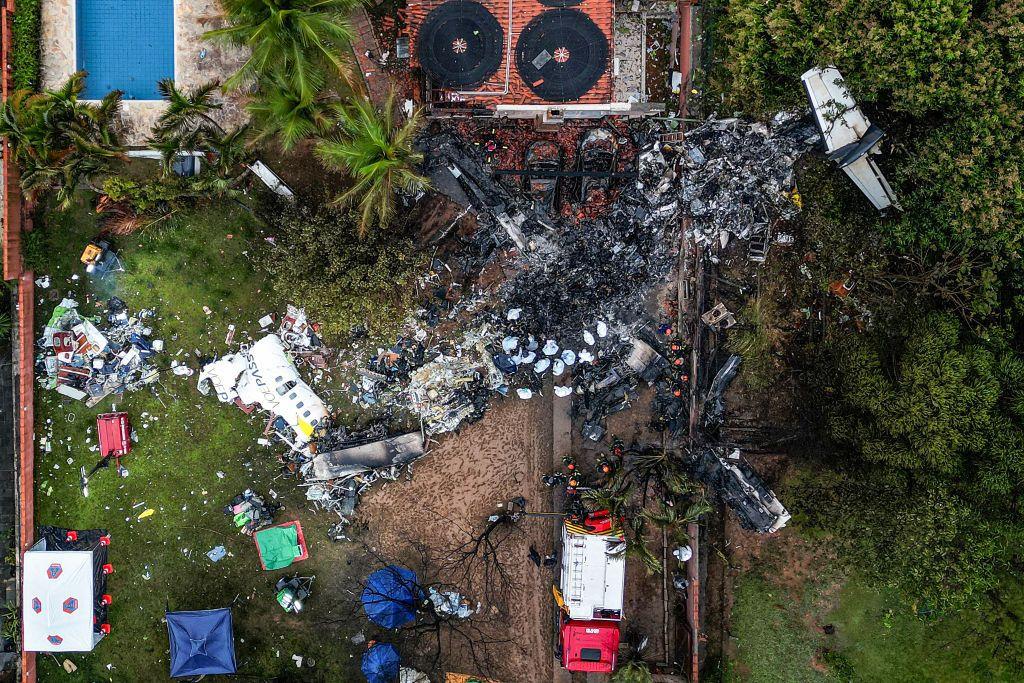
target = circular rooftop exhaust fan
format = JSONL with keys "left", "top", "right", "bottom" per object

{"left": 416, "top": 0, "right": 504, "bottom": 89}
{"left": 515, "top": 9, "right": 608, "bottom": 102}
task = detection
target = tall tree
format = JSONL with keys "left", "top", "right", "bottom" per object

{"left": 316, "top": 91, "right": 428, "bottom": 234}
{"left": 153, "top": 78, "right": 224, "bottom": 141}
{"left": 149, "top": 79, "right": 252, "bottom": 184}
{"left": 827, "top": 312, "right": 1024, "bottom": 488}
{"left": 0, "top": 72, "right": 124, "bottom": 209}
{"left": 246, "top": 74, "right": 334, "bottom": 150}
{"left": 205, "top": 0, "right": 356, "bottom": 101}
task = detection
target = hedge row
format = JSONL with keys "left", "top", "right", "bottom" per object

{"left": 11, "top": 0, "right": 41, "bottom": 90}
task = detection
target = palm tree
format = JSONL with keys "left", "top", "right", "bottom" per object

{"left": 611, "top": 632, "right": 653, "bottom": 683}
{"left": 624, "top": 516, "right": 662, "bottom": 574}
{"left": 149, "top": 79, "right": 252, "bottom": 183}
{"left": 611, "top": 661, "right": 653, "bottom": 683}
{"left": 0, "top": 72, "right": 125, "bottom": 209}
{"left": 205, "top": 0, "right": 357, "bottom": 101}
{"left": 246, "top": 75, "right": 334, "bottom": 150}
{"left": 627, "top": 446, "right": 705, "bottom": 504}
{"left": 196, "top": 125, "right": 254, "bottom": 196}
{"left": 643, "top": 498, "right": 711, "bottom": 548}
{"left": 316, "top": 91, "right": 428, "bottom": 234}
{"left": 153, "top": 79, "right": 224, "bottom": 140}
{"left": 206, "top": 125, "right": 253, "bottom": 178}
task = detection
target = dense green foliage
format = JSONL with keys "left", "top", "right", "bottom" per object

{"left": 715, "top": 0, "right": 1024, "bottom": 615}
{"left": 611, "top": 661, "right": 653, "bottom": 683}
{"left": 728, "top": 555, "right": 1024, "bottom": 681}
{"left": 317, "top": 91, "right": 428, "bottom": 233}
{"left": 245, "top": 72, "right": 335, "bottom": 149}
{"left": 0, "top": 72, "right": 123, "bottom": 209}
{"left": 206, "top": 0, "right": 358, "bottom": 148}
{"left": 11, "top": 0, "right": 40, "bottom": 90}
{"left": 726, "top": 298, "right": 781, "bottom": 391}
{"left": 801, "top": 313, "right": 1024, "bottom": 609}
{"left": 259, "top": 204, "right": 422, "bottom": 340}
{"left": 714, "top": 0, "right": 1024, "bottom": 318}
{"left": 101, "top": 176, "right": 194, "bottom": 213}
{"left": 149, "top": 79, "right": 253, "bottom": 180}
{"left": 206, "top": 0, "right": 356, "bottom": 101}
{"left": 828, "top": 313, "right": 1024, "bottom": 487}
{"left": 99, "top": 173, "right": 248, "bottom": 221}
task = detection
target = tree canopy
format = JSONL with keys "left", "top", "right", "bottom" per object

{"left": 258, "top": 204, "right": 423, "bottom": 340}
{"left": 0, "top": 72, "right": 124, "bottom": 209}
{"left": 205, "top": 0, "right": 357, "bottom": 102}
{"left": 316, "top": 91, "right": 429, "bottom": 234}
{"left": 714, "top": 0, "right": 1024, "bottom": 318}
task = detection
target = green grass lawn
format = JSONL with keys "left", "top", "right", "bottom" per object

{"left": 726, "top": 574, "right": 830, "bottom": 683}
{"left": 31, "top": 195, "right": 367, "bottom": 681}
{"left": 726, "top": 532, "right": 1024, "bottom": 683}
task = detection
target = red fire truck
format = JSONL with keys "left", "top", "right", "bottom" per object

{"left": 556, "top": 511, "right": 626, "bottom": 673}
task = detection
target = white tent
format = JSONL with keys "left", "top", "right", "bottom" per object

{"left": 23, "top": 548, "right": 100, "bottom": 652}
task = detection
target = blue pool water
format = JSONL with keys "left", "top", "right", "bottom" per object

{"left": 77, "top": 0, "right": 175, "bottom": 100}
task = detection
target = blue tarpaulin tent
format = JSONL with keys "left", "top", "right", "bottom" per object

{"left": 361, "top": 642, "right": 401, "bottom": 683}
{"left": 361, "top": 566, "right": 420, "bottom": 628}
{"left": 166, "top": 608, "right": 237, "bottom": 678}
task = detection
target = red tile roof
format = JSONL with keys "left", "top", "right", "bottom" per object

{"left": 408, "top": 0, "right": 615, "bottom": 106}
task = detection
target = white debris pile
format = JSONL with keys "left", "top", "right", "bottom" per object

{"left": 37, "top": 297, "right": 162, "bottom": 405}
{"left": 197, "top": 312, "right": 329, "bottom": 450}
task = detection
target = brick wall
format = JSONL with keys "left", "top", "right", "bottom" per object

{"left": 1, "top": 2, "right": 38, "bottom": 681}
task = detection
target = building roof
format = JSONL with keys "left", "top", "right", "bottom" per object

{"left": 560, "top": 524, "right": 625, "bottom": 621}
{"left": 409, "top": 0, "right": 614, "bottom": 106}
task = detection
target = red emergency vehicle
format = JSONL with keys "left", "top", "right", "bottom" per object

{"left": 556, "top": 511, "right": 626, "bottom": 674}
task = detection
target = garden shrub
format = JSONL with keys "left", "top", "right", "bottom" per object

{"left": 11, "top": 0, "right": 41, "bottom": 90}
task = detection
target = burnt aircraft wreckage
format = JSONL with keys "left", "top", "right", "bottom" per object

{"left": 356, "top": 119, "right": 800, "bottom": 533}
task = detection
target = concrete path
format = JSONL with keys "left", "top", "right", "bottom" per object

{"left": 349, "top": 8, "right": 392, "bottom": 107}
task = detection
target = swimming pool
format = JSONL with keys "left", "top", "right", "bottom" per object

{"left": 76, "top": 0, "right": 175, "bottom": 100}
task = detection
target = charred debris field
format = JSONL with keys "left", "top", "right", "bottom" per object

{"left": 23, "top": 110, "right": 819, "bottom": 681}
{"left": 16, "top": 38, "right": 1024, "bottom": 681}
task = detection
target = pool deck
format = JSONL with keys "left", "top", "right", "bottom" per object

{"left": 42, "top": 0, "right": 249, "bottom": 145}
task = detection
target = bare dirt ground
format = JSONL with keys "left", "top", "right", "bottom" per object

{"left": 358, "top": 393, "right": 558, "bottom": 682}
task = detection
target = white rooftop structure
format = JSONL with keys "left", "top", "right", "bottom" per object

{"left": 23, "top": 549, "right": 100, "bottom": 652}
{"left": 559, "top": 525, "right": 626, "bottom": 621}
{"left": 801, "top": 66, "right": 902, "bottom": 213}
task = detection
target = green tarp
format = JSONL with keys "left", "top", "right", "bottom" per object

{"left": 255, "top": 525, "right": 300, "bottom": 570}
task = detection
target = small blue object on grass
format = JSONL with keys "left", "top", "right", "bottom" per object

{"left": 206, "top": 545, "right": 227, "bottom": 563}
{"left": 361, "top": 566, "right": 421, "bottom": 628}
